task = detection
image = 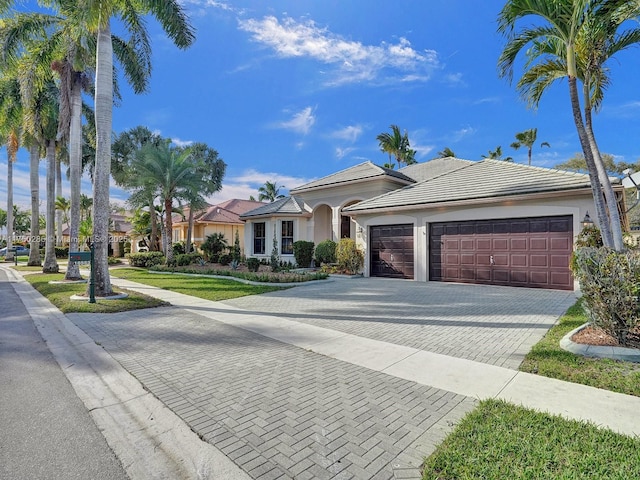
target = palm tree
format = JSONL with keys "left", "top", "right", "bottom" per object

{"left": 497, "top": 0, "right": 636, "bottom": 251}
{"left": 258, "top": 181, "right": 286, "bottom": 203}
{"left": 80, "top": 194, "right": 92, "bottom": 222}
{"left": 376, "top": 124, "right": 417, "bottom": 168}
{"left": 481, "top": 146, "right": 513, "bottom": 162}
{"left": 437, "top": 147, "right": 456, "bottom": 158}
{"left": 128, "top": 142, "right": 208, "bottom": 265}
{"left": 177, "top": 142, "right": 226, "bottom": 253}
{"left": 510, "top": 128, "right": 550, "bottom": 165}
{"left": 55, "top": 196, "right": 71, "bottom": 226}
{"left": 0, "top": 76, "right": 21, "bottom": 262}
{"left": 85, "top": 0, "right": 195, "bottom": 295}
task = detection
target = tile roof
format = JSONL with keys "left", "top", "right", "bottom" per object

{"left": 344, "top": 159, "right": 607, "bottom": 213}
{"left": 173, "top": 199, "right": 266, "bottom": 225}
{"left": 398, "top": 157, "right": 474, "bottom": 182}
{"left": 240, "top": 196, "right": 311, "bottom": 218}
{"left": 290, "top": 161, "right": 414, "bottom": 193}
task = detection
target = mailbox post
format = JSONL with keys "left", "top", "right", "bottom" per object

{"left": 68, "top": 244, "right": 95, "bottom": 303}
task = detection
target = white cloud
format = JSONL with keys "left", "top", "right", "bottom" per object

{"left": 335, "top": 147, "right": 355, "bottom": 159}
{"left": 472, "top": 96, "right": 501, "bottom": 105}
{"left": 277, "top": 106, "right": 316, "bottom": 135}
{"left": 451, "top": 126, "right": 477, "bottom": 142}
{"left": 444, "top": 72, "right": 465, "bottom": 87}
{"left": 171, "top": 137, "right": 194, "bottom": 147}
{"left": 239, "top": 16, "right": 440, "bottom": 86}
{"left": 331, "top": 125, "right": 363, "bottom": 143}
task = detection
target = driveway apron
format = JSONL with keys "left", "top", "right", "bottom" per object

{"left": 222, "top": 277, "right": 577, "bottom": 369}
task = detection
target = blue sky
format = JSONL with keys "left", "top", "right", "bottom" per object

{"left": 2, "top": 0, "right": 640, "bottom": 211}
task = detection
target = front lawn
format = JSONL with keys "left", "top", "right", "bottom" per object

{"left": 520, "top": 299, "right": 640, "bottom": 397}
{"left": 422, "top": 399, "right": 640, "bottom": 480}
{"left": 23, "top": 273, "right": 168, "bottom": 313}
{"left": 110, "top": 267, "right": 286, "bottom": 301}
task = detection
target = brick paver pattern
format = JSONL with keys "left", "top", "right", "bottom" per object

{"left": 69, "top": 307, "right": 467, "bottom": 479}
{"left": 223, "top": 278, "right": 576, "bottom": 369}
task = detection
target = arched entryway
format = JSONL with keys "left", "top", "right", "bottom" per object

{"left": 340, "top": 200, "right": 361, "bottom": 239}
{"left": 313, "top": 204, "right": 333, "bottom": 244}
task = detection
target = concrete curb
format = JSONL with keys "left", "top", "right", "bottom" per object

{"left": 560, "top": 323, "right": 640, "bottom": 363}
{"left": 3, "top": 266, "right": 250, "bottom": 480}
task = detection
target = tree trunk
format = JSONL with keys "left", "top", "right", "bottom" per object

{"left": 567, "top": 76, "right": 613, "bottom": 247}
{"left": 65, "top": 76, "right": 83, "bottom": 279}
{"left": 583, "top": 86, "right": 625, "bottom": 251}
{"left": 165, "top": 197, "right": 174, "bottom": 264}
{"left": 43, "top": 140, "right": 59, "bottom": 273}
{"left": 90, "top": 21, "right": 114, "bottom": 296}
{"left": 56, "top": 155, "right": 63, "bottom": 246}
{"left": 149, "top": 199, "right": 159, "bottom": 251}
{"left": 186, "top": 207, "right": 194, "bottom": 253}
{"left": 527, "top": 147, "right": 532, "bottom": 166}
{"left": 28, "top": 145, "right": 41, "bottom": 266}
{"left": 6, "top": 145, "right": 14, "bottom": 261}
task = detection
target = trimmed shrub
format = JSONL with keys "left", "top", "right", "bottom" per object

{"left": 293, "top": 241, "right": 315, "bottom": 268}
{"left": 201, "top": 233, "right": 228, "bottom": 262}
{"left": 572, "top": 247, "right": 640, "bottom": 345}
{"left": 107, "top": 256, "right": 122, "bottom": 265}
{"left": 128, "top": 251, "right": 165, "bottom": 267}
{"left": 246, "top": 257, "right": 260, "bottom": 272}
{"left": 124, "top": 241, "right": 132, "bottom": 254}
{"left": 335, "top": 238, "right": 364, "bottom": 274}
{"left": 172, "top": 253, "right": 203, "bottom": 266}
{"left": 55, "top": 246, "right": 69, "bottom": 258}
{"left": 232, "top": 230, "right": 241, "bottom": 262}
{"left": 218, "top": 253, "right": 232, "bottom": 266}
{"left": 172, "top": 242, "right": 186, "bottom": 255}
{"left": 315, "top": 240, "right": 337, "bottom": 265}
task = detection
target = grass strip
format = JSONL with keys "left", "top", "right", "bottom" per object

{"left": 110, "top": 267, "right": 286, "bottom": 301}
{"left": 520, "top": 299, "right": 640, "bottom": 397}
{"left": 23, "top": 273, "right": 168, "bottom": 313}
{"left": 422, "top": 399, "right": 640, "bottom": 480}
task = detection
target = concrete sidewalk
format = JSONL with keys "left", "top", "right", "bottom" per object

{"left": 4, "top": 265, "right": 640, "bottom": 479}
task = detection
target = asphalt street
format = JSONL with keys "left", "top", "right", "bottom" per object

{"left": 0, "top": 269, "right": 128, "bottom": 480}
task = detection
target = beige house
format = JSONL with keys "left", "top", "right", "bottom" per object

{"left": 241, "top": 158, "right": 626, "bottom": 291}
{"left": 172, "top": 199, "right": 265, "bottom": 254}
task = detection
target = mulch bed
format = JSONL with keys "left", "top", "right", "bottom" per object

{"left": 572, "top": 325, "right": 640, "bottom": 349}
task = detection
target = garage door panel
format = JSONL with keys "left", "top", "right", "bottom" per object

{"left": 371, "top": 224, "right": 414, "bottom": 279}
{"left": 429, "top": 216, "right": 573, "bottom": 290}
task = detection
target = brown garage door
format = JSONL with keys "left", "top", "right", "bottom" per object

{"left": 370, "top": 224, "right": 414, "bottom": 279}
{"left": 429, "top": 216, "right": 573, "bottom": 290}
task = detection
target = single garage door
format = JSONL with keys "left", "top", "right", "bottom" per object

{"left": 370, "top": 224, "right": 414, "bottom": 279}
{"left": 429, "top": 216, "right": 573, "bottom": 290}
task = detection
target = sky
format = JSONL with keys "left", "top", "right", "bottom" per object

{"left": 2, "top": 0, "right": 640, "bottom": 213}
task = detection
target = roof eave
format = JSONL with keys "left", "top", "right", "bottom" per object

{"left": 345, "top": 186, "right": 596, "bottom": 216}
{"left": 290, "top": 175, "right": 414, "bottom": 194}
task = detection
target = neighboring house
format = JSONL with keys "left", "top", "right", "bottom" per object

{"left": 241, "top": 158, "right": 627, "bottom": 291}
{"left": 61, "top": 212, "right": 132, "bottom": 257}
{"left": 172, "top": 199, "right": 265, "bottom": 255}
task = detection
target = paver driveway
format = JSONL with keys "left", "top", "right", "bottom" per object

{"left": 223, "top": 277, "right": 577, "bottom": 369}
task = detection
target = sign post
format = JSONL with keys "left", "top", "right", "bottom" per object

{"left": 69, "top": 246, "right": 95, "bottom": 303}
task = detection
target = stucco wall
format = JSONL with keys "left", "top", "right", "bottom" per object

{"left": 351, "top": 193, "right": 597, "bottom": 287}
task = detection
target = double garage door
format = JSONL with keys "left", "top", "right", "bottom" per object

{"left": 429, "top": 216, "right": 573, "bottom": 290}
{"left": 370, "top": 216, "right": 573, "bottom": 290}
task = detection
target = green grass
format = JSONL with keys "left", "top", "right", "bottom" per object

{"left": 422, "top": 399, "right": 640, "bottom": 480}
{"left": 110, "top": 267, "right": 286, "bottom": 301}
{"left": 520, "top": 299, "right": 640, "bottom": 397}
{"left": 24, "top": 273, "right": 168, "bottom": 313}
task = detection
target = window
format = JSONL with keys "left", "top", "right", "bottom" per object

{"left": 253, "top": 222, "right": 265, "bottom": 254}
{"left": 281, "top": 220, "right": 294, "bottom": 255}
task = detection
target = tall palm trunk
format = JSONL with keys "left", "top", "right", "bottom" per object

{"left": 186, "top": 207, "right": 194, "bottom": 253}
{"left": 65, "top": 76, "right": 83, "bottom": 279}
{"left": 567, "top": 75, "right": 613, "bottom": 248}
{"left": 43, "top": 140, "right": 59, "bottom": 272}
{"left": 56, "top": 155, "right": 62, "bottom": 246}
{"left": 165, "top": 197, "right": 174, "bottom": 264}
{"left": 5, "top": 147, "right": 14, "bottom": 260}
{"left": 91, "top": 20, "right": 113, "bottom": 296}
{"left": 28, "top": 145, "right": 41, "bottom": 266}
{"left": 583, "top": 84, "right": 625, "bottom": 251}
{"left": 149, "top": 197, "right": 159, "bottom": 251}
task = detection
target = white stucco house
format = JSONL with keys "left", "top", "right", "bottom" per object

{"left": 240, "top": 157, "right": 626, "bottom": 291}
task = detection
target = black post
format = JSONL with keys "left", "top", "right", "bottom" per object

{"left": 89, "top": 243, "right": 96, "bottom": 304}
